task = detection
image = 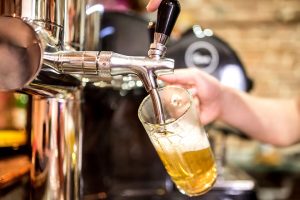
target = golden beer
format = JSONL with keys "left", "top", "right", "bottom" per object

{"left": 147, "top": 125, "right": 217, "bottom": 196}
{"left": 138, "top": 86, "right": 218, "bottom": 197}
{"left": 156, "top": 147, "right": 217, "bottom": 196}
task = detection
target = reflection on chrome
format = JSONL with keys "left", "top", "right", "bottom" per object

{"left": 0, "top": 0, "right": 175, "bottom": 199}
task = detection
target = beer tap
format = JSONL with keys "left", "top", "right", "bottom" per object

{"left": 0, "top": 0, "right": 181, "bottom": 95}
{"left": 42, "top": 51, "right": 174, "bottom": 93}
{"left": 0, "top": 0, "right": 181, "bottom": 199}
{"left": 44, "top": 0, "right": 181, "bottom": 94}
{"left": 148, "top": 0, "right": 181, "bottom": 59}
{"left": 147, "top": 0, "right": 181, "bottom": 123}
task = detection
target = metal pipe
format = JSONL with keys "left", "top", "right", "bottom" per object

{"left": 64, "top": 0, "right": 86, "bottom": 50}
{"left": 1, "top": 2, "right": 83, "bottom": 200}
{"left": 0, "top": 1, "right": 177, "bottom": 199}
{"left": 0, "top": 15, "right": 174, "bottom": 92}
{"left": 30, "top": 90, "right": 83, "bottom": 200}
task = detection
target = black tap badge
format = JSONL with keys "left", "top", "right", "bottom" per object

{"left": 184, "top": 41, "right": 220, "bottom": 74}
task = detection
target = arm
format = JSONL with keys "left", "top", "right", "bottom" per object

{"left": 221, "top": 86, "right": 300, "bottom": 146}
{"left": 161, "top": 68, "right": 300, "bottom": 146}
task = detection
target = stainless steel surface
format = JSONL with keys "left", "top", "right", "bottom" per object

{"left": 154, "top": 33, "right": 169, "bottom": 46}
{"left": 148, "top": 33, "right": 168, "bottom": 59}
{"left": 30, "top": 92, "right": 83, "bottom": 200}
{"left": 41, "top": 49, "right": 173, "bottom": 92}
{"left": 0, "top": 16, "right": 174, "bottom": 92}
{"left": 0, "top": 0, "right": 176, "bottom": 199}
{"left": 31, "top": 0, "right": 65, "bottom": 26}
{"left": 0, "top": 0, "right": 65, "bottom": 44}
{"left": 65, "top": 0, "right": 86, "bottom": 50}
{"left": 0, "top": 17, "right": 42, "bottom": 91}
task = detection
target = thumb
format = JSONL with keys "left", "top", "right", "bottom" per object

{"left": 146, "top": 0, "right": 162, "bottom": 12}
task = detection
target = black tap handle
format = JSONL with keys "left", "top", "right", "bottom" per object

{"left": 156, "top": 0, "right": 181, "bottom": 37}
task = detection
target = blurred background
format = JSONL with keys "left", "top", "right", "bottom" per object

{"left": 174, "top": 0, "right": 300, "bottom": 98}
{"left": 1, "top": 0, "right": 300, "bottom": 200}
{"left": 134, "top": 0, "right": 300, "bottom": 98}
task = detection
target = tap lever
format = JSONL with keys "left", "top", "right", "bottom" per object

{"left": 148, "top": 0, "right": 180, "bottom": 58}
{"left": 156, "top": 0, "right": 181, "bottom": 42}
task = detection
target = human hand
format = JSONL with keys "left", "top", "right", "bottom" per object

{"left": 146, "top": 0, "right": 162, "bottom": 12}
{"left": 160, "top": 68, "right": 223, "bottom": 125}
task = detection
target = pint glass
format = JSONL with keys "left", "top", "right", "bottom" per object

{"left": 138, "top": 86, "right": 217, "bottom": 196}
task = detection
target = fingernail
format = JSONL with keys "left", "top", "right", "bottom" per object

{"left": 146, "top": 0, "right": 154, "bottom": 11}
{"left": 146, "top": 3, "right": 151, "bottom": 11}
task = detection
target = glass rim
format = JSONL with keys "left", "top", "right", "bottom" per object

{"left": 138, "top": 85, "right": 192, "bottom": 126}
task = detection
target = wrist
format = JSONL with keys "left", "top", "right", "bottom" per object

{"left": 218, "top": 85, "right": 239, "bottom": 123}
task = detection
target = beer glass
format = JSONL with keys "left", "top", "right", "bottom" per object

{"left": 138, "top": 86, "right": 217, "bottom": 196}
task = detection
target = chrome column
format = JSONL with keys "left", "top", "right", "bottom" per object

{"left": 0, "top": 0, "right": 178, "bottom": 199}
{"left": 0, "top": 1, "right": 84, "bottom": 199}
{"left": 30, "top": 88, "right": 83, "bottom": 200}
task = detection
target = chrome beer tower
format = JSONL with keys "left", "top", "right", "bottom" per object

{"left": 0, "top": 0, "right": 180, "bottom": 199}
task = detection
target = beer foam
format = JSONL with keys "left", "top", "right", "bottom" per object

{"left": 151, "top": 124, "right": 210, "bottom": 153}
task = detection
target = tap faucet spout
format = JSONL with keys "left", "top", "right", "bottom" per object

{"left": 43, "top": 51, "right": 174, "bottom": 92}
{"left": 105, "top": 52, "right": 174, "bottom": 92}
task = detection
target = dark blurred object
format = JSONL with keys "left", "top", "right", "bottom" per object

{"left": 167, "top": 25, "right": 253, "bottom": 92}
{"left": 0, "top": 175, "right": 29, "bottom": 200}
{"left": 100, "top": 11, "right": 150, "bottom": 56}
{"left": 82, "top": 84, "right": 171, "bottom": 198}
{"left": 167, "top": 189, "right": 257, "bottom": 200}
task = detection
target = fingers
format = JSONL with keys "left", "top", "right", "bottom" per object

{"left": 146, "top": 0, "right": 162, "bottom": 12}
{"left": 159, "top": 68, "right": 199, "bottom": 85}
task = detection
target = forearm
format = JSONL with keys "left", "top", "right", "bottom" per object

{"left": 219, "top": 86, "right": 300, "bottom": 146}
